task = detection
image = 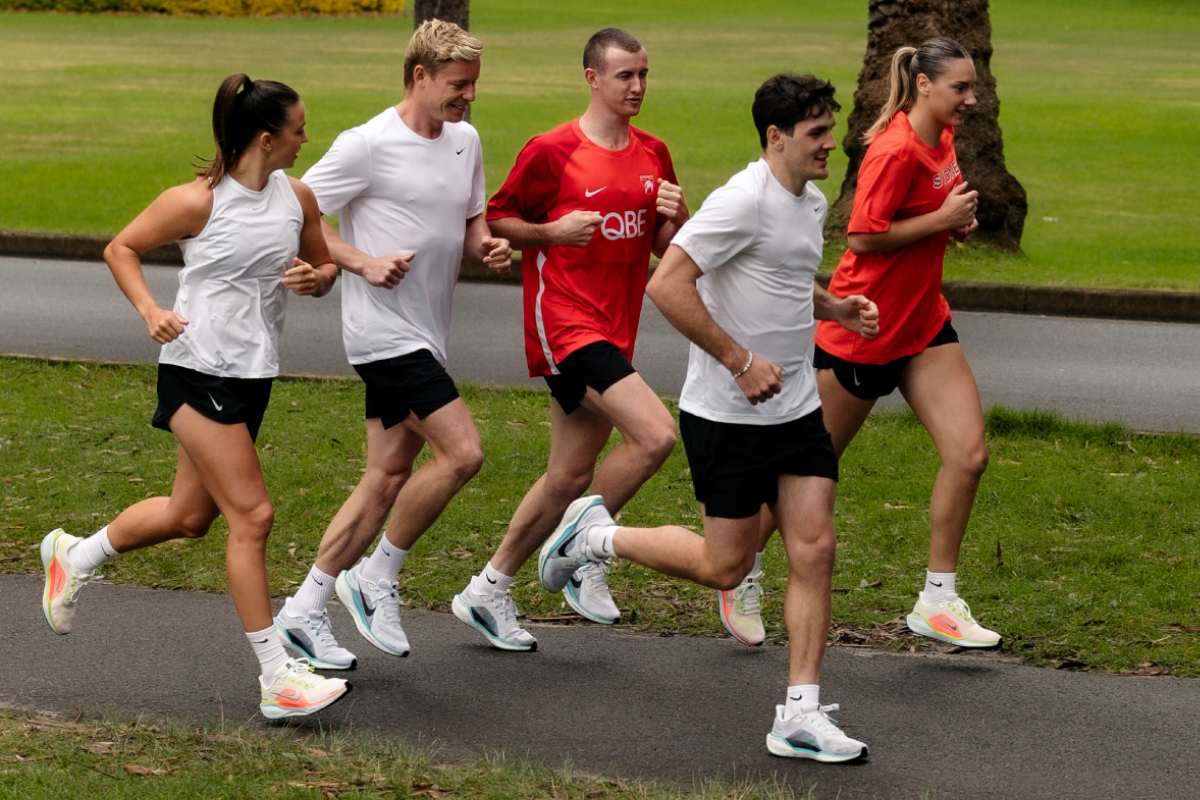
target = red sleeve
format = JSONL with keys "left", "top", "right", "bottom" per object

{"left": 486, "top": 136, "right": 560, "bottom": 224}
{"left": 847, "top": 141, "right": 917, "bottom": 235}
{"left": 643, "top": 135, "right": 678, "bottom": 231}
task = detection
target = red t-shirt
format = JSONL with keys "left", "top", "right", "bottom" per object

{"left": 816, "top": 111, "right": 959, "bottom": 364}
{"left": 486, "top": 119, "right": 677, "bottom": 377}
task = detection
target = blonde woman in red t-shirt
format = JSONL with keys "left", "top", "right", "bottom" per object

{"left": 719, "top": 38, "right": 1000, "bottom": 650}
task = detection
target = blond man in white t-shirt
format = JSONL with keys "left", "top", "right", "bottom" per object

{"left": 273, "top": 20, "right": 512, "bottom": 668}
{"left": 536, "top": 75, "right": 880, "bottom": 761}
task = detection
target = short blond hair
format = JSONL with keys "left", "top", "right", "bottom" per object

{"left": 404, "top": 19, "right": 483, "bottom": 89}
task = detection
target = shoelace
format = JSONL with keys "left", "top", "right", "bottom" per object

{"left": 803, "top": 704, "right": 847, "bottom": 737}
{"left": 943, "top": 595, "right": 976, "bottom": 624}
{"left": 580, "top": 560, "right": 613, "bottom": 596}
{"left": 66, "top": 570, "right": 99, "bottom": 603}
{"left": 310, "top": 612, "right": 342, "bottom": 650}
{"left": 279, "top": 658, "right": 320, "bottom": 688}
{"left": 735, "top": 574, "right": 761, "bottom": 616}
{"left": 494, "top": 591, "right": 520, "bottom": 631}
{"left": 368, "top": 578, "right": 403, "bottom": 625}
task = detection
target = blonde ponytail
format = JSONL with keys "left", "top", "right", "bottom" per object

{"left": 862, "top": 37, "right": 971, "bottom": 144}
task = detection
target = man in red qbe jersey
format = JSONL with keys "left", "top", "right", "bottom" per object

{"left": 451, "top": 27, "right": 688, "bottom": 649}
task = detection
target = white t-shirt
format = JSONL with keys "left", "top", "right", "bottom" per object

{"left": 302, "top": 108, "right": 485, "bottom": 366}
{"left": 161, "top": 170, "right": 301, "bottom": 378}
{"left": 672, "top": 158, "right": 826, "bottom": 425}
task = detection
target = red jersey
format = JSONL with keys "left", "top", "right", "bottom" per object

{"left": 486, "top": 119, "right": 677, "bottom": 377}
{"left": 816, "top": 111, "right": 959, "bottom": 364}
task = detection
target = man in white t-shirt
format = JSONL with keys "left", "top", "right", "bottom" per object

{"left": 272, "top": 20, "right": 512, "bottom": 667}
{"left": 537, "top": 74, "right": 878, "bottom": 761}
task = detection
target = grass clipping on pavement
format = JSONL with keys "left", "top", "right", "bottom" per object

{"left": 1, "top": 357, "right": 1197, "bottom": 677}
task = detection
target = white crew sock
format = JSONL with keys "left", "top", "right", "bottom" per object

{"left": 584, "top": 524, "right": 619, "bottom": 559}
{"left": 785, "top": 683, "right": 820, "bottom": 715}
{"left": 290, "top": 565, "right": 337, "bottom": 615}
{"left": 359, "top": 537, "right": 408, "bottom": 584}
{"left": 247, "top": 625, "right": 289, "bottom": 684}
{"left": 68, "top": 526, "right": 118, "bottom": 574}
{"left": 750, "top": 550, "right": 764, "bottom": 576}
{"left": 469, "top": 561, "right": 513, "bottom": 596}
{"left": 920, "top": 571, "right": 956, "bottom": 603}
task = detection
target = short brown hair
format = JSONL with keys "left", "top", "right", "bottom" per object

{"left": 404, "top": 19, "right": 483, "bottom": 90}
{"left": 582, "top": 27, "right": 642, "bottom": 72}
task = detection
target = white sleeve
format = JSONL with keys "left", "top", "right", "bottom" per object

{"left": 300, "top": 129, "right": 371, "bottom": 216}
{"left": 468, "top": 133, "right": 485, "bottom": 218}
{"left": 670, "top": 186, "right": 757, "bottom": 273}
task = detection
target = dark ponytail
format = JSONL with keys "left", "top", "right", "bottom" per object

{"left": 863, "top": 37, "right": 971, "bottom": 144}
{"left": 200, "top": 73, "right": 300, "bottom": 185}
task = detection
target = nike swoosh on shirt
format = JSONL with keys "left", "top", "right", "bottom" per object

{"left": 208, "top": 393, "right": 224, "bottom": 411}
{"left": 584, "top": 186, "right": 607, "bottom": 198}
{"left": 456, "top": 147, "right": 466, "bottom": 155}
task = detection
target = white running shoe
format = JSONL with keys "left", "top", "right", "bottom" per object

{"left": 451, "top": 586, "right": 537, "bottom": 651}
{"left": 766, "top": 703, "right": 868, "bottom": 763}
{"left": 274, "top": 601, "right": 357, "bottom": 671}
{"left": 718, "top": 568, "right": 765, "bottom": 646}
{"left": 258, "top": 658, "right": 351, "bottom": 720}
{"left": 538, "top": 495, "right": 612, "bottom": 592}
{"left": 40, "top": 528, "right": 94, "bottom": 635}
{"left": 334, "top": 563, "right": 411, "bottom": 657}
{"left": 564, "top": 561, "right": 620, "bottom": 624}
{"left": 906, "top": 593, "right": 1001, "bottom": 648}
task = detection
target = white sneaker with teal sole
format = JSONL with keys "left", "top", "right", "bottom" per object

{"left": 538, "top": 495, "right": 612, "bottom": 592}
{"left": 274, "top": 601, "right": 357, "bottom": 670}
{"left": 451, "top": 585, "right": 537, "bottom": 651}
{"left": 335, "top": 563, "right": 411, "bottom": 657}
{"left": 766, "top": 703, "right": 868, "bottom": 763}
{"left": 564, "top": 561, "right": 620, "bottom": 624}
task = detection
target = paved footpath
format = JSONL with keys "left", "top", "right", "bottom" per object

{"left": 2, "top": 574, "right": 1196, "bottom": 799}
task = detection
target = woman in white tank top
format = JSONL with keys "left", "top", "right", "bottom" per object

{"left": 39, "top": 74, "right": 350, "bottom": 720}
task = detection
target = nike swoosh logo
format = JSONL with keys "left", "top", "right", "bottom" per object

{"left": 208, "top": 393, "right": 224, "bottom": 411}
{"left": 314, "top": 577, "right": 324, "bottom": 586}
{"left": 788, "top": 694, "right": 803, "bottom": 701}
{"left": 851, "top": 369, "right": 861, "bottom": 387}
{"left": 930, "top": 580, "right": 943, "bottom": 587}
{"left": 485, "top": 575, "right": 497, "bottom": 584}
{"left": 584, "top": 186, "right": 607, "bottom": 198}
{"left": 456, "top": 147, "right": 466, "bottom": 155}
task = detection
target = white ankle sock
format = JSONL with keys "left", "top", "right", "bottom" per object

{"left": 69, "top": 526, "right": 118, "bottom": 574}
{"left": 921, "top": 571, "right": 956, "bottom": 603}
{"left": 585, "top": 524, "right": 619, "bottom": 559}
{"left": 291, "top": 565, "right": 337, "bottom": 615}
{"left": 247, "top": 625, "right": 289, "bottom": 683}
{"left": 785, "top": 683, "right": 820, "bottom": 715}
{"left": 469, "top": 561, "right": 513, "bottom": 596}
{"left": 360, "top": 537, "right": 407, "bottom": 584}
{"left": 750, "top": 550, "right": 764, "bottom": 576}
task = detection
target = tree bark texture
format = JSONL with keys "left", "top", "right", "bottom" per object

{"left": 832, "top": 0, "right": 1027, "bottom": 249}
{"left": 413, "top": 0, "right": 468, "bottom": 28}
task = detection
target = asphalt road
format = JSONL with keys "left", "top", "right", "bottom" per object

{"left": 2, "top": 256, "right": 1198, "bottom": 433}
{"left": 3, "top": 574, "right": 1197, "bottom": 800}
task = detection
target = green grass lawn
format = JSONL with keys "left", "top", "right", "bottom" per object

{"left": 0, "top": 710, "right": 813, "bottom": 800}
{"left": 1, "top": 1, "right": 1197, "bottom": 288}
{"left": 3, "top": 357, "right": 1198, "bottom": 676}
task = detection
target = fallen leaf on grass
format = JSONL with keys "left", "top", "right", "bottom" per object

{"left": 411, "top": 782, "right": 454, "bottom": 798}
{"left": 1120, "top": 662, "right": 1171, "bottom": 677}
{"left": 86, "top": 741, "right": 117, "bottom": 755}
{"left": 858, "top": 578, "right": 882, "bottom": 589}
{"left": 123, "top": 764, "right": 172, "bottom": 776}
{"left": 1165, "top": 623, "right": 1200, "bottom": 634}
{"left": 883, "top": 502, "right": 910, "bottom": 510}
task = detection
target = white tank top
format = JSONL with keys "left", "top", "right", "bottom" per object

{"left": 160, "top": 170, "right": 303, "bottom": 378}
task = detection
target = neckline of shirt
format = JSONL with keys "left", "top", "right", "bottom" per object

{"left": 391, "top": 106, "right": 449, "bottom": 144}
{"left": 758, "top": 158, "right": 814, "bottom": 205}
{"left": 570, "top": 118, "right": 640, "bottom": 157}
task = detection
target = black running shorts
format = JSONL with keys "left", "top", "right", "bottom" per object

{"left": 813, "top": 320, "right": 960, "bottom": 401}
{"left": 353, "top": 349, "right": 460, "bottom": 429}
{"left": 152, "top": 363, "right": 273, "bottom": 441}
{"left": 679, "top": 407, "right": 838, "bottom": 520}
{"left": 544, "top": 340, "right": 637, "bottom": 415}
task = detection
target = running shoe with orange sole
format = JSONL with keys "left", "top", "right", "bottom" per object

{"left": 40, "top": 528, "right": 93, "bottom": 635}
{"left": 718, "top": 568, "right": 765, "bottom": 646}
{"left": 906, "top": 594, "right": 1001, "bottom": 648}
{"left": 259, "top": 658, "right": 351, "bottom": 719}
